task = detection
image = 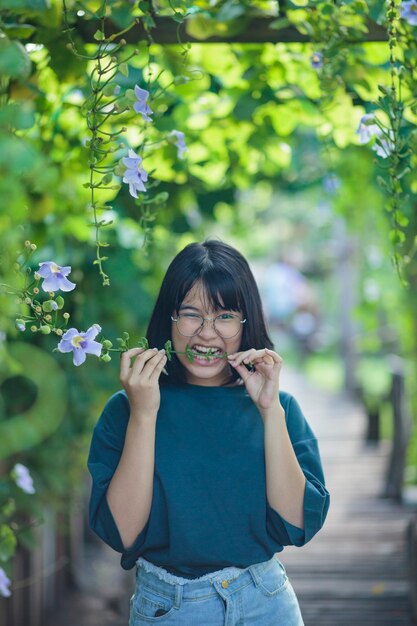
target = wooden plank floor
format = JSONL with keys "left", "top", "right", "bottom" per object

{"left": 280, "top": 368, "right": 416, "bottom": 626}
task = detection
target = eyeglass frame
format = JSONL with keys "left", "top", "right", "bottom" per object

{"left": 171, "top": 312, "right": 247, "bottom": 339}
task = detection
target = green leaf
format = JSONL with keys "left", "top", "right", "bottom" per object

{"left": 125, "top": 89, "right": 137, "bottom": 103}
{"left": 138, "top": 337, "right": 149, "bottom": 349}
{"left": 95, "top": 1, "right": 107, "bottom": 18}
{"left": 1, "top": 499, "right": 16, "bottom": 519}
{"left": 0, "top": 38, "right": 31, "bottom": 79}
{"left": 269, "top": 18, "right": 291, "bottom": 31}
{"left": 0, "top": 0, "right": 48, "bottom": 8}
{"left": 93, "top": 30, "right": 105, "bottom": 41}
{"left": 164, "top": 339, "right": 173, "bottom": 359}
{"left": 119, "top": 62, "right": 129, "bottom": 77}
{"left": 2, "top": 23, "right": 36, "bottom": 39}
{"left": 102, "top": 83, "right": 117, "bottom": 97}
{"left": 16, "top": 526, "right": 37, "bottom": 551}
{"left": 0, "top": 525, "right": 17, "bottom": 562}
{"left": 0, "top": 102, "right": 35, "bottom": 130}
{"left": 55, "top": 296, "right": 64, "bottom": 309}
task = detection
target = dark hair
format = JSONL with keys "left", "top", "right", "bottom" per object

{"left": 146, "top": 239, "right": 274, "bottom": 385}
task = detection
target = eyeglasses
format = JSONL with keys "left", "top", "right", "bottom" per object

{"left": 171, "top": 312, "right": 246, "bottom": 339}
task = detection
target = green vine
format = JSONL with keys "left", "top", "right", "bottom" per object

{"left": 374, "top": 0, "right": 411, "bottom": 283}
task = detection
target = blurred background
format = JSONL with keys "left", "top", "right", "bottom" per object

{"left": 1, "top": 1, "right": 417, "bottom": 624}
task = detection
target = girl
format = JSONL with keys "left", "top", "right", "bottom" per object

{"left": 88, "top": 239, "right": 330, "bottom": 625}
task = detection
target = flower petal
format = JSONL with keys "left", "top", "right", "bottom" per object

{"left": 40, "top": 275, "right": 60, "bottom": 292}
{"left": 73, "top": 348, "right": 87, "bottom": 366}
{"left": 85, "top": 340, "right": 103, "bottom": 357}
{"left": 57, "top": 277, "right": 76, "bottom": 292}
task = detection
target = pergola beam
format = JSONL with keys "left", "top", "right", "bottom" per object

{"left": 75, "top": 16, "right": 388, "bottom": 45}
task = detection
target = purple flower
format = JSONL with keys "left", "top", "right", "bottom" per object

{"left": 37, "top": 262, "right": 76, "bottom": 293}
{"left": 169, "top": 130, "right": 188, "bottom": 159}
{"left": 401, "top": 1, "right": 417, "bottom": 25}
{"left": 0, "top": 567, "right": 11, "bottom": 598}
{"left": 133, "top": 85, "right": 153, "bottom": 122}
{"left": 355, "top": 114, "right": 381, "bottom": 144}
{"left": 57, "top": 323, "right": 103, "bottom": 366}
{"left": 12, "top": 463, "right": 35, "bottom": 494}
{"left": 372, "top": 132, "right": 395, "bottom": 158}
{"left": 323, "top": 174, "right": 341, "bottom": 195}
{"left": 311, "top": 52, "right": 323, "bottom": 70}
{"left": 122, "top": 149, "right": 148, "bottom": 198}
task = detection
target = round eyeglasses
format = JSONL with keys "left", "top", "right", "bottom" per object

{"left": 171, "top": 312, "right": 246, "bottom": 339}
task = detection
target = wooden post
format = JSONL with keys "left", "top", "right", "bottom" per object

{"left": 383, "top": 355, "right": 411, "bottom": 501}
{"left": 407, "top": 516, "right": 417, "bottom": 622}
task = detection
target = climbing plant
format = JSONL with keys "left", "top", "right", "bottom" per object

{"left": 1, "top": 0, "right": 417, "bottom": 598}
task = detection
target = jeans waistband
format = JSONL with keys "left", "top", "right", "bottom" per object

{"left": 135, "top": 555, "right": 280, "bottom": 601}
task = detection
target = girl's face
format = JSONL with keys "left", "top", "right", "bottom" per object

{"left": 171, "top": 281, "right": 244, "bottom": 387}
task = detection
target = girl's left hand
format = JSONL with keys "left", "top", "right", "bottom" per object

{"left": 227, "top": 348, "right": 283, "bottom": 413}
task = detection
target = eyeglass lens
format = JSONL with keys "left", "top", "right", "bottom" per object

{"left": 176, "top": 314, "right": 242, "bottom": 338}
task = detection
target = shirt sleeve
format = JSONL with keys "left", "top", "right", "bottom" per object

{"left": 87, "top": 390, "right": 149, "bottom": 557}
{"left": 266, "top": 393, "right": 330, "bottom": 547}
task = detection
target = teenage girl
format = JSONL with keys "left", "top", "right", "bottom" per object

{"left": 88, "top": 239, "right": 330, "bottom": 625}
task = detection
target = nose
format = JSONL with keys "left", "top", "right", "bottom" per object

{"left": 198, "top": 317, "right": 218, "bottom": 339}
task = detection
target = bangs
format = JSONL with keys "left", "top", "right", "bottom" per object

{"left": 174, "top": 268, "right": 242, "bottom": 314}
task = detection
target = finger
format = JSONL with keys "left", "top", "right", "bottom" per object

{"left": 229, "top": 348, "right": 262, "bottom": 366}
{"left": 120, "top": 347, "right": 146, "bottom": 380}
{"left": 144, "top": 350, "right": 167, "bottom": 379}
{"left": 148, "top": 354, "right": 168, "bottom": 381}
{"left": 131, "top": 348, "right": 161, "bottom": 376}
{"left": 229, "top": 360, "right": 251, "bottom": 382}
{"left": 265, "top": 348, "right": 283, "bottom": 364}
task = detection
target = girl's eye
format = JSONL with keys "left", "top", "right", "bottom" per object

{"left": 183, "top": 313, "right": 201, "bottom": 319}
{"left": 218, "top": 313, "right": 234, "bottom": 320}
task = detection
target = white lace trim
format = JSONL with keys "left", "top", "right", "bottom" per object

{"left": 136, "top": 556, "right": 246, "bottom": 586}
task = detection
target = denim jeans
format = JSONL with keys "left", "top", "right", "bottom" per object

{"left": 129, "top": 554, "right": 305, "bottom": 625}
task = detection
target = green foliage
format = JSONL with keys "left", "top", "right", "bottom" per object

{"left": 2, "top": 0, "right": 417, "bottom": 591}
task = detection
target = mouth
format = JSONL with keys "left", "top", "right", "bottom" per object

{"left": 189, "top": 344, "right": 225, "bottom": 360}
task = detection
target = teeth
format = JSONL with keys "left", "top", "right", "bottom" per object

{"left": 192, "top": 345, "right": 221, "bottom": 354}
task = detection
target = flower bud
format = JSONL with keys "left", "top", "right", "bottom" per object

{"left": 63, "top": 312, "right": 70, "bottom": 319}
{"left": 24, "top": 240, "right": 31, "bottom": 247}
{"left": 48, "top": 292, "right": 55, "bottom": 298}
{"left": 31, "top": 325, "right": 38, "bottom": 332}
{"left": 40, "top": 325, "right": 51, "bottom": 335}
{"left": 15, "top": 319, "right": 26, "bottom": 332}
{"left": 45, "top": 314, "right": 52, "bottom": 322}
{"left": 34, "top": 272, "right": 40, "bottom": 280}
{"left": 102, "top": 340, "right": 113, "bottom": 349}
{"left": 30, "top": 244, "right": 37, "bottom": 251}
{"left": 43, "top": 300, "right": 58, "bottom": 312}
{"left": 101, "top": 354, "right": 112, "bottom": 362}
{"left": 35, "top": 305, "right": 42, "bottom": 313}
{"left": 25, "top": 297, "right": 31, "bottom": 304}
{"left": 56, "top": 328, "right": 63, "bottom": 336}
{"left": 55, "top": 296, "right": 64, "bottom": 309}
{"left": 33, "top": 287, "right": 39, "bottom": 294}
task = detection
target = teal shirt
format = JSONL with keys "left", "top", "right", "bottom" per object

{"left": 87, "top": 383, "right": 330, "bottom": 578}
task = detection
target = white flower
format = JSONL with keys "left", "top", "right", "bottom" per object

{"left": 356, "top": 114, "right": 381, "bottom": 144}
{"left": 12, "top": 463, "right": 35, "bottom": 494}
{"left": 0, "top": 567, "right": 11, "bottom": 597}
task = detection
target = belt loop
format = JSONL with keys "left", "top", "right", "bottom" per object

{"left": 247, "top": 562, "right": 261, "bottom": 588}
{"left": 174, "top": 583, "right": 183, "bottom": 609}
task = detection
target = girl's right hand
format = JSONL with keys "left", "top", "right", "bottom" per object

{"left": 120, "top": 347, "right": 167, "bottom": 420}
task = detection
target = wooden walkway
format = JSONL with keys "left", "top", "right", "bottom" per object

{"left": 45, "top": 369, "right": 417, "bottom": 626}
{"left": 280, "top": 368, "right": 416, "bottom": 626}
